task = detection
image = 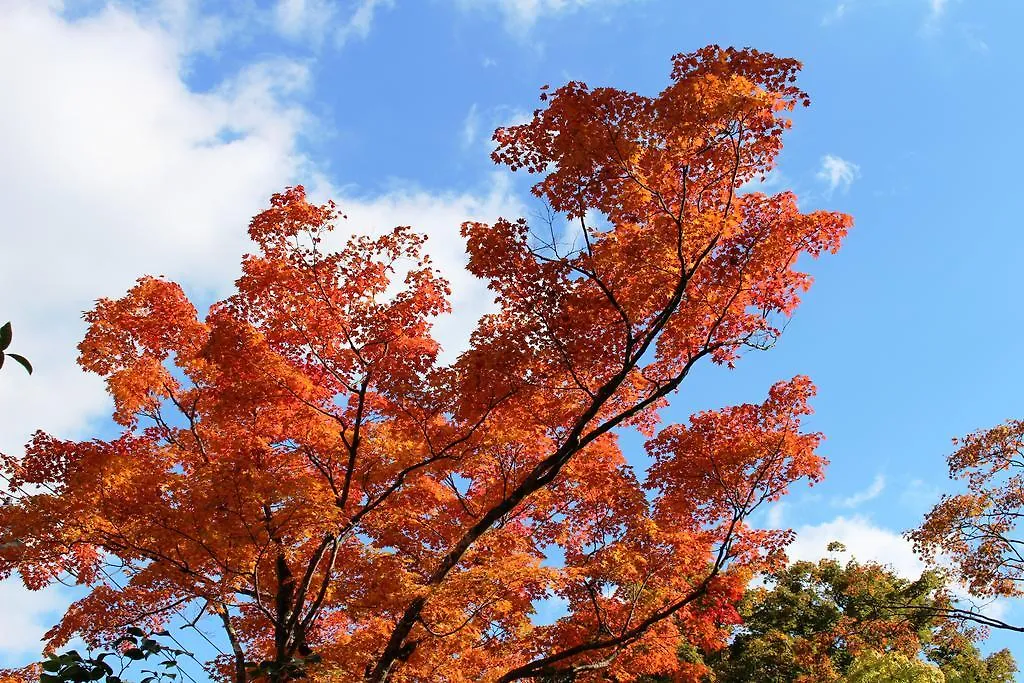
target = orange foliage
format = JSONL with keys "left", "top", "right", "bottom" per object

{"left": 911, "top": 419, "right": 1024, "bottom": 599}
{"left": 0, "top": 46, "right": 850, "bottom": 682}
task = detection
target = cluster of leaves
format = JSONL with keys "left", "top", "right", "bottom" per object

{"left": 0, "top": 629, "right": 190, "bottom": 683}
{"left": 911, "top": 419, "right": 1024, "bottom": 602}
{"left": 0, "top": 46, "right": 851, "bottom": 682}
{"left": 843, "top": 651, "right": 944, "bottom": 683}
{"left": 652, "top": 550, "right": 1016, "bottom": 682}
{"left": 0, "top": 322, "right": 31, "bottom": 374}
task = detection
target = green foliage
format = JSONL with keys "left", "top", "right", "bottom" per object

{"left": 927, "top": 638, "right": 1016, "bottom": 683}
{"left": 845, "top": 651, "right": 944, "bottom": 683}
{"left": 693, "top": 555, "right": 1017, "bottom": 683}
{"left": 38, "top": 629, "right": 189, "bottom": 683}
{"left": 0, "top": 321, "right": 32, "bottom": 374}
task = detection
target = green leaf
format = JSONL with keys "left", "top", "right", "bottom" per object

{"left": 125, "top": 648, "right": 146, "bottom": 660}
{"left": 126, "top": 626, "right": 147, "bottom": 638}
{"left": 62, "top": 663, "right": 88, "bottom": 680}
{"left": 40, "top": 674, "right": 62, "bottom": 683}
{"left": 7, "top": 353, "right": 30, "bottom": 374}
{"left": 0, "top": 322, "right": 11, "bottom": 351}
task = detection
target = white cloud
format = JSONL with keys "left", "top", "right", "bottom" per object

{"left": 270, "top": 0, "right": 391, "bottom": 47}
{"left": 313, "top": 173, "right": 524, "bottom": 362}
{"left": 0, "top": 580, "right": 69, "bottom": 665}
{"left": 274, "top": 0, "right": 338, "bottom": 44}
{"left": 457, "top": 104, "right": 532, "bottom": 155}
{"left": 765, "top": 501, "right": 786, "bottom": 528}
{"left": 788, "top": 515, "right": 1014, "bottom": 621}
{"left": 834, "top": 473, "right": 886, "bottom": 508}
{"left": 0, "top": 0, "right": 520, "bottom": 456}
{"left": 0, "top": 2, "right": 312, "bottom": 652}
{"left": 789, "top": 515, "right": 925, "bottom": 578}
{"left": 816, "top": 154, "right": 860, "bottom": 195}
{"left": 0, "top": 0, "right": 315, "bottom": 455}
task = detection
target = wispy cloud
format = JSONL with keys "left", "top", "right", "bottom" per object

{"left": 271, "top": 0, "right": 392, "bottom": 47}
{"left": 823, "top": 0, "right": 954, "bottom": 31}
{"left": 461, "top": 103, "right": 480, "bottom": 149}
{"left": 458, "top": 104, "right": 532, "bottom": 152}
{"left": 816, "top": 154, "right": 860, "bottom": 195}
{"left": 899, "top": 478, "right": 942, "bottom": 512}
{"left": 922, "top": 0, "right": 959, "bottom": 33}
{"left": 459, "top": 0, "right": 642, "bottom": 33}
{"left": 765, "top": 502, "right": 786, "bottom": 528}
{"left": 834, "top": 474, "right": 886, "bottom": 508}
{"left": 337, "top": 0, "right": 392, "bottom": 46}
{"left": 739, "top": 167, "right": 787, "bottom": 195}
{"left": 274, "top": 0, "right": 337, "bottom": 44}
{"left": 821, "top": 2, "right": 849, "bottom": 25}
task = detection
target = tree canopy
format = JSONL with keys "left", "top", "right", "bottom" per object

{"left": 911, "top": 420, "right": 1024, "bottom": 603}
{"left": 693, "top": 553, "right": 1016, "bottom": 683}
{"left": 0, "top": 46, "right": 851, "bottom": 682}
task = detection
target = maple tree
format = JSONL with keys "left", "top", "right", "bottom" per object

{"left": 0, "top": 46, "right": 851, "bottom": 682}
{"left": 911, "top": 419, "right": 1024, "bottom": 610}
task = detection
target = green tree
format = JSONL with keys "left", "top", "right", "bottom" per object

{"left": 692, "top": 551, "right": 1016, "bottom": 683}
{"left": 926, "top": 630, "right": 1017, "bottom": 683}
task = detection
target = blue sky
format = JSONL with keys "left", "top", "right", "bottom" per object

{"left": 1, "top": 0, "right": 1022, "bottom": 676}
